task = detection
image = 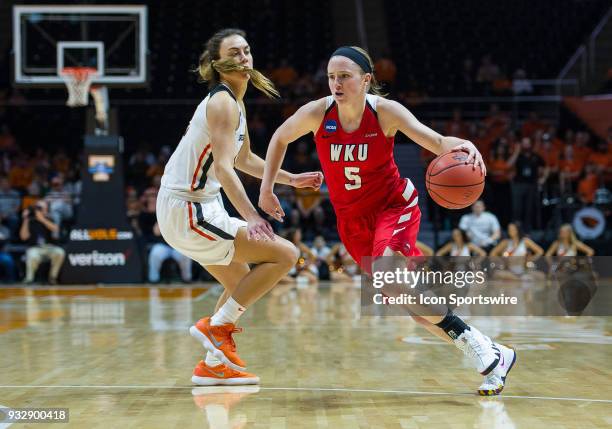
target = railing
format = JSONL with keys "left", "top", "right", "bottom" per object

{"left": 557, "top": 44, "right": 587, "bottom": 96}
{"left": 588, "top": 6, "right": 612, "bottom": 75}
{"left": 556, "top": 6, "right": 612, "bottom": 96}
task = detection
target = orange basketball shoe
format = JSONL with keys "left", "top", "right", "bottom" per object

{"left": 190, "top": 317, "right": 246, "bottom": 371}
{"left": 191, "top": 361, "right": 260, "bottom": 386}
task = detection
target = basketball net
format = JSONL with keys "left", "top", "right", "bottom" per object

{"left": 60, "top": 67, "right": 98, "bottom": 107}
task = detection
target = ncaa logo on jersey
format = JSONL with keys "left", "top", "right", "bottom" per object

{"left": 324, "top": 119, "right": 337, "bottom": 133}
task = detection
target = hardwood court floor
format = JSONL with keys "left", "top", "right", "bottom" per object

{"left": 0, "top": 282, "right": 611, "bottom": 428}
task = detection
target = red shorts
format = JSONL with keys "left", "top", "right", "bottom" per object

{"left": 337, "top": 200, "right": 422, "bottom": 272}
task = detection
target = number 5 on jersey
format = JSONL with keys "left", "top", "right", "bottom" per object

{"left": 344, "top": 167, "right": 361, "bottom": 190}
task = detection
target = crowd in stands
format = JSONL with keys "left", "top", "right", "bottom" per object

{"left": 0, "top": 51, "right": 609, "bottom": 285}
{"left": 420, "top": 107, "right": 612, "bottom": 230}
{"left": 0, "top": 110, "right": 606, "bottom": 285}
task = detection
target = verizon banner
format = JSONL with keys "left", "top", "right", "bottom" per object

{"left": 60, "top": 136, "right": 143, "bottom": 284}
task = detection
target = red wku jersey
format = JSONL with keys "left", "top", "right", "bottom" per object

{"left": 314, "top": 95, "right": 416, "bottom": 217}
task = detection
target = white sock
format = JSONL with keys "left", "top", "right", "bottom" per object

{"left": 205, "top": 352, "right": 222, "bottom": 367}
{"left": 210, "top": 297, "right": 246, "bottom": 326}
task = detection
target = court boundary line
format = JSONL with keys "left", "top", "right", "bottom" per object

{"left": 194, "top": 285, "right": 221, "bottom": 301}
{"left": 0, "top": 385, "right": 610, "bottom": 404}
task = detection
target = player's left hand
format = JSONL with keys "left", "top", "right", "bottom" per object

{"left": 451, "top": 141, "right": 486, "bottom": 176}
{"left": 259, "top": 191, "right": 285, "bottom": 222}
{"left": 289, "top": 171, "right": 324, "bottom": 190}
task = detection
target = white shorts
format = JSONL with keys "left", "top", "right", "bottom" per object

{"left": 156, "top": 187, "right": 247, "bottom": 266}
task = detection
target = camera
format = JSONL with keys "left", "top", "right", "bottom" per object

{"left": 27, "top": 205, "right": 42, "bottom": 219}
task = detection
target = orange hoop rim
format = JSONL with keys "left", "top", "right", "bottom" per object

{"left": 60, "top": 67, "right": 98, "bottom": 81}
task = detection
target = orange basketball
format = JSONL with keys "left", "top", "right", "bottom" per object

{"left": 425, "top": 151, "right": 485, "bottom": 209}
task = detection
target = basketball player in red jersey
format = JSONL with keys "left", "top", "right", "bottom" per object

{"left": 260, "top": 46, "right": 516, "bottom": 395}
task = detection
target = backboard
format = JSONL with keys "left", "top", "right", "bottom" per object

{"left": 13, "top": 5, "right": 148, "bottom": 85}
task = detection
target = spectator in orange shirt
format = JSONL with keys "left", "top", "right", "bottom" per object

{"left": 577, "top": 164, "right": 599, "bottom": 204}
{"left": 445, "top": 109, "right": 469, "bottom": 139}
{"left": 489, "top": 142, "right": 514, "bottom": 184}
{"left": 483, "top": 104, "right": 510, "bottom": 142}
{"left": 574, "top": 131, "right": 593, "bottom": 166}
{"left": 0, "top": 125, "right": 17, "bottom": 153}
{"left": 270, "top": 59, "right": 298, "bottom": 90}
{"left": 545, "top": 125, "right": 564, "bottom": 151}
{"left": 146, "top": 152, "right": 168, "bottom": 179}
{"left": 559, "top": 144, "right": 584, "bottom": 194}
{"left": 473, "top": 127, "right": 494, "bottom": 163}
{"left": 587, "top": 139, "right": 611, "bottom": 185}
{"left": 374, "top": 52, "right": 397, "bottom": 88}
{"left": 8, "top": 155, "right": 34, "bottom": 193}
{"left": 536, "top": 133, "right": 560, "bottom": 171}
{"left": 295, "top": 186, "right": 325, "bottom": 236}
{"left": 521, "top": 112, "right": 546, "bottom": 138}
{"left": 487, "top": 142, "right": 514, "bottom": 225}
{"left": 52, "top": 149, "right": 71, "bottom": 175}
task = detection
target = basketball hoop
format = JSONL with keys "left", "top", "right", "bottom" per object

{"left": 60, "top": 67, "right": 98, "bottom": 107}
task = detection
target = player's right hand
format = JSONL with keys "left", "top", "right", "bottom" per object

{"left": 246, "top": 215, "right": 276, "bottom": 241}
{"left": 258, "top": 191, "right": 285, "bottom": 222}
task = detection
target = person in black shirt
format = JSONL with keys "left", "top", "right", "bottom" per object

{"left": 508, "top": 137, "right": 549, "bottom": 231}
{"left": 19, "top": 200, "right": 65, "bottom": 284}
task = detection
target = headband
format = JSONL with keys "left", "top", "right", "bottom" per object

{"left": 331, "top": 46, "right": 372, "bottom": 74}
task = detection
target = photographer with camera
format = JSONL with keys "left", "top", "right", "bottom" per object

{"left": 19, "top": 200, "right": 65, "bottom": 285}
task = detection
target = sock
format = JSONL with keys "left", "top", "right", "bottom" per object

{"left": 205, "top": 352, "right": 222, "bottom": 367}
{"left": 210, "top": 297, "right": 246, "bottom": 326}
{"left": 435, "top": 310, "right": 469, "bottom": 340}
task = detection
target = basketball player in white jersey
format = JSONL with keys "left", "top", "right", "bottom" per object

{"left": 157, "top": 29, "right": 323, "bottom": 385}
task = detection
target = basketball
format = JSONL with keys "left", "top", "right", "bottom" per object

{"left": 426, "top": 151, "right": 485, "bottom": 209}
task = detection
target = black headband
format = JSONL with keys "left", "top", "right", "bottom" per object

{"left": 331, "top": 46, "right": 372, "bottom": 74}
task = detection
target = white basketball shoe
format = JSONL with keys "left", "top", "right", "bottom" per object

{"left": 453, "top": 326, "right": 500, "bottom": 375}
{"left": 478, "top": 343, "right": 517, "bottom": 396}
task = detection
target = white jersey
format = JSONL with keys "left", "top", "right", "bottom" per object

{"left": 451, "top": 244, "right": 470, "bottom": 256}
{"left": 161, "top": 84, "right": 246, "bottom": 201}
{"left": 556, "top": 242, "right": 577, "bottom": 256}
{"left": 504, "top": 239, "right": 527, "bottom": 256}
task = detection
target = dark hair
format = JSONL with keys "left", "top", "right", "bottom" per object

{"left": 452, "top": 228, "right": 470, "bottom": 244}
{"left": 508, "top": 221, "right": 524, "bottom": 240}
{"left": 194, "top": 28, "right": 279, "bottom": 98}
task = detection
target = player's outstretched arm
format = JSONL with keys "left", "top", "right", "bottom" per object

{"left": 378, "top": 98, "right": 486, "bottom": 175}
{"left": 235, "top": 130, "right": 323, "bottom": 189}
{"left": 259, "top": 99, "right": 326, "bottom": 221}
